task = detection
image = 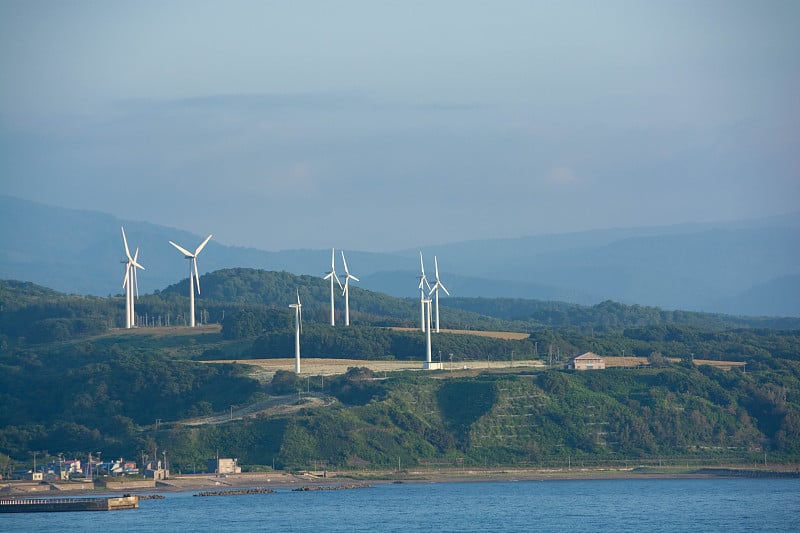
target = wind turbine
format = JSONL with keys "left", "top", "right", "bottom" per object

{"left": 323, "top": 248, "right": 343, "bottom": 326}
{"left": 120, "top": 227, "right": 144, "bottom": 329}
{"left": 340, "top": 250, "right": 359, "bottom": 326}
{"left": 168, "top": 234, "right": 212, "bottom": 327}
{"left": 289, "top": 289, "right": 303, "bottom": 374}
{"left": 428, "top": 256, "right": 450, "bottom": 333}
{"left": 417, "top": 252, "right": 431, "bottom": 332}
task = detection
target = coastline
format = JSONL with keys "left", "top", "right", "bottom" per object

{"left": 3, "top": 465, "right": 798, "bottom": 497}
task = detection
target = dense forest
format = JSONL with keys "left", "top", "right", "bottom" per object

{"left": 1, "top": 272, "right": 799, "bottom": 474}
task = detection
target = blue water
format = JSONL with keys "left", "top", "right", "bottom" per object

{"left": 1, "top": 478, "right": 797, "bottom": 532}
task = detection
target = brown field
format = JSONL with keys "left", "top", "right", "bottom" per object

{"left": 203, "top": 357, "right": 545, "bottom": 380}
{"left": 389, "top": 327, "right": 530, "bottom": 340}
{"left": 693, "top": 359, "right": 747, "bottom": 371}
{"left": 603, "top": 356, "right": 746, "bottom": 371}
{"left": 102, "top": 324, "right": 222, "bottom": 337}
{"left": 603, "top": 356, "right": 654, "bottom": 368}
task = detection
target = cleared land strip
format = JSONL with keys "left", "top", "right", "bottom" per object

{"left": 202, "top": 357, "right": 545, "bottom": 379}
{"left": 604, "top": 356, "right": 747, "bottom": 371}
{"left": 388, "top": 327, "right": 530, "bottom": 340}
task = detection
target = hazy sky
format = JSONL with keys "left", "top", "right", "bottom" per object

{"left": 1, "top": 1, "right": 798, "bottom": 251}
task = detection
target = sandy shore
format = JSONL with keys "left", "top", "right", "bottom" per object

{"left": 4, "top": 465, "right": 797, "bottom": 496}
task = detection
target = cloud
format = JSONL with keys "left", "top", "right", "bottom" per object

{"left": 545, "top": 166, "right": 579, "bottom": 187}
{"left": 265, "top": 162, "right": 316, "bottom": 195}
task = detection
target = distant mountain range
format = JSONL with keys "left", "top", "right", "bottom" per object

{"left": 1, "top": 194, "right": 798, "bottom": 317}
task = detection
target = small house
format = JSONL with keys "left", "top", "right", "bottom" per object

{"left": 565, "top": 352, "right": 605, "bottom": 370}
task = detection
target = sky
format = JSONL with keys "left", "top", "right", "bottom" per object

{"left": 1, "top": 1, "right": 798, "bottom": 252}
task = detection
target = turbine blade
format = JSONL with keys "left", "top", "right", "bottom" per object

{"left": 121, "top": 227, "right": 133, "bottom": 261}
{"left": 133, "top": 266, "right": 139, "bottom": 299}
{"left": 194, "top": 258, "right": 201, "bottom": 294}
{"left": 419, "top": 251, "right": 425, "bottom": 275}
{"left": 341, "top": 250, "right": 349, "bottom": 274}
{"left": 296, "top": 288, "right": 301, "bottom": 305}
{"left": 194, "top": 234, "right": 213, "bottom": 256}
{"left": 350, "top": 274, "right": 360, "bottom": 282}
{"left": 440, "top": 282, "right": 450, "bottom": 296}
{"left": 434, "top": 256, "right": 440, "bottom": 280}
{"left": 169, "top": 241, "right": 194, "bottom": 257}
{"left": 131, "top": 248, "right": 145, "bottom": 270}
{"left": 429, "top": 282, "right": 438, "bottom": 296}
{"left": 323, "top": 272, "right": 333, "bottom": 280}
{"left": 122, "top": 266, "right": 130, "bottom": 288}
{"left": 330, "top": 248, "right": 335, "bottom": 269}
{"left": 342, "top": 278, "right": 349, "bottom": 296}
{"left": 334, "top": 272, "right": 343, "bottom": 291}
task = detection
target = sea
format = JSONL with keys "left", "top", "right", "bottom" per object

{"left": 1, "top": 478, "right": 797, "bottom": 532}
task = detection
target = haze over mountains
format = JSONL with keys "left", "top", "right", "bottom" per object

{"left": 1, "top": 194, "right": 798, "bottom": 317}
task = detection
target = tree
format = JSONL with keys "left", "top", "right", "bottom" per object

{"left": 648, "top": 351, "right": 670, "bottom": 368}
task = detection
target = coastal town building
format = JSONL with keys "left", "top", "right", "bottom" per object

{"left": 207, "top": 458, "right": 241, "bottom": 475}
{"left": 143, "top": 460, "right": 168, "bottom": 480}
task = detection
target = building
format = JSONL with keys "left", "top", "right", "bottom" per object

{"left": 565, "top": 352, "right": 605, "bottom": 370}
{"left": 143, "top": 460, "right": 168, "bottom": 480}
{"left": 207, "top": 458, "right": 241, "bottom": 475}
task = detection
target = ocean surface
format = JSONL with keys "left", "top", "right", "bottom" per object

{"left": 1, "top": 478, "right": 797, "bottom": 532}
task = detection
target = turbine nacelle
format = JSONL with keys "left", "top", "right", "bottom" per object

{"left": 169, "top": 234, "right": 212, "bottom": 328}
{"left": 417, "top": 251, "right": 431, "bottom": 292}
{"left": 341, "top": 250, "right": 360, "bottom": 296}
{"left": 120, "top": 226, "right": 145, "bottom": 329}
{"left": 429, "top": 256, "right": 450, "bottom": 297}
{"left": 169, "top": 234, "right": 212, "bottom": 295}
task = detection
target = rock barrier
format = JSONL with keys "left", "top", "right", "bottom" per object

{"left": 292, "top": 484, "right": 372, "bottom": 492}
{"left": 194, "top": 487, "right": 275, "bottom": 497}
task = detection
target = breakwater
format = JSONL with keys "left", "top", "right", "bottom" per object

{"left": 193, "top": 487, "right": 276, "bottom": 497}
{"left": 291, "top": 483, "right": 372, "bottom": 492}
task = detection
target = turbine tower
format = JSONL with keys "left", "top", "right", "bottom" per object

{"left": 428, "top": 256, "right": 450, "bottom": 333}
{"left": 424, "top": 298, "right": 433, "bottom": 366}
{"left": 341, "top": 250, "right": 359, "bottom": 326}
{"left": 120, "top": 227, "right": 144, "bottom": 329}
{"left": 289, "top": 289, "right": 303, "bottom": 374}
{"left": 323, "top": 248, "right": 342, "bottom": 326}
{"left": 417, "top": 252, "right": 431, "bottom": 332}
{"left": 168, "top": 234, "right": 212, "bottom": 327}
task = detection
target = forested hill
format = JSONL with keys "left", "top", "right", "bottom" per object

{"left": 2, "top": 273, "right": 800, "bottom": 471}
{"left": 2, "top": 269, "right": 800, "bottom": 348}
{"left": 160, "top": 268, "right": 800, "bottom": 331}
{"left": 444, "top": 297, "right": 800, "bottom": 331}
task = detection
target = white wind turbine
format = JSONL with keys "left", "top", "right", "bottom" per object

{"left": 340, "top": 250, "right": 359, "bottom": 327}
{"left": 428, "top": 256, "right": 450, "bottom": 333}
{"left": 120, "top": 227, "right": 144, "bottom": 329}
{"left": 289, "top": 289, "right": 303, "bottom": 374}
{"left": 417, "top": 251, "right": 431, "bottom": 332}
{"left": 168, "top": 234, "right": 212, "bottom": 327}
{"left": 323, "top": 248, "right": 343, "bottom": 326}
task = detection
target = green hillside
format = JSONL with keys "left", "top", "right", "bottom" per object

{"left": 1, "top": 273, "right": 799, "bottom": 474}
